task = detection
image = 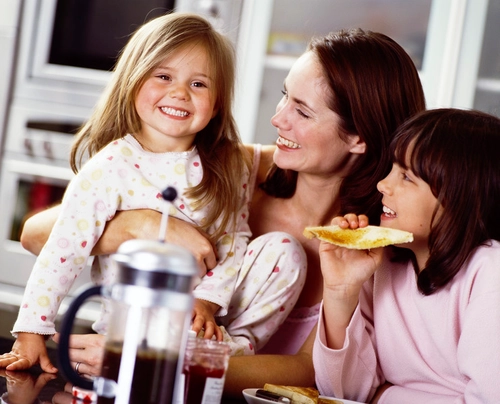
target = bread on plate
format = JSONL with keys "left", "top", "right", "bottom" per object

{"left": 263, "top": 384, "right": 342, "bottom": 404}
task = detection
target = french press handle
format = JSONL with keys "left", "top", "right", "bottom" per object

{"left": 57, "top": 285, "right": 102, "bottom": 391}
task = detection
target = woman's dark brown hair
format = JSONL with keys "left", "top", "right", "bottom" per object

{"left": 260, "top": 28, "right": 426, "bottom": 225}
{"left": 391, "top": 108, "right": 500, "bottom": 295}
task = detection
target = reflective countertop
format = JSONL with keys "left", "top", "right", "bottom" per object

{"left": 0, "top": 337, "right": 246, "bottom": 403}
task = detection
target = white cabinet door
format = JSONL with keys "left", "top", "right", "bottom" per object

{"left": 234, "top": 0, "right": 497, "bottom": 145}
{"left": 234, "top": 0, "right": 434, "bottom": 144}
{"left": 471, "top": 0, "right": 500, "bottom": 115}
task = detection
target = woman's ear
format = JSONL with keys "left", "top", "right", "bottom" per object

{"left": 349, "top": 135, "right": 366, "bottom": 155}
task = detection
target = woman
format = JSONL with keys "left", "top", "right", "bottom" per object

{"left": 21, "top": 28, "right": 426, "bottom": 396}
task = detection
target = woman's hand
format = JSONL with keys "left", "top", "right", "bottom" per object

{"left": 96, "top": 210, "right": 218, "bottom": 276}
{"left": 20, "top": 205, "right": 61, "bottom": 255}
{"left": 164, "top": 217, "right": 219, "bottom": 275}
{"left": 51, "top": 333, "right": 105, "bottom": 378}
{"left": 21, "top": 206, "right": 218, "bottom": 276}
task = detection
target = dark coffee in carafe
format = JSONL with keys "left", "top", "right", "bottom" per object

{"left": 98, "top": 344, "right": 178, "bottom": 404}
{"left": 57, "top": 239, "right": 198, "bottom": 404}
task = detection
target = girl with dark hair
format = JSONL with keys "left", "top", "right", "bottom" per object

{"left": 314, "top": 108, "right": 500, "bottom": 403}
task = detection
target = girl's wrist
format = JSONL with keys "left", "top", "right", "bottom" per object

{"left": 323, "top": 282, "right": 362, "bottom": 303}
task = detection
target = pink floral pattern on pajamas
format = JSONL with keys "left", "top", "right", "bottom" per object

{"left": 12, "top": 134, "right": 252, "bottom": 339}
{"left": 218, "top": 231, "right": 307, "bottom": 355}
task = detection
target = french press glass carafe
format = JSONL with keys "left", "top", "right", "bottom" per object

{"left": 58, "top": 238, "right": 198, "bottom": 404}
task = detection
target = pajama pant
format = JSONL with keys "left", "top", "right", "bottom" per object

{"left": 217, "top": 231, "right": 307, "bottom": 356}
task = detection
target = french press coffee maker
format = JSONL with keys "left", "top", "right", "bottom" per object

{"left": 58, "top": 188, "right": 199, "bottom": 403}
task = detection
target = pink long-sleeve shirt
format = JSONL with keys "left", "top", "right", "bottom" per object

{"left": 313, "top": 241, "right": 500, "bottom": 404}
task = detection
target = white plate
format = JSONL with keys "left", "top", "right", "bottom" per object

{"left": 319, "top": 395, "right": 365, "bottom": 404}
{"left": 242, "top": 388, "right": 365, "bottom": 404}
{"left": 243, "top": 388, "right": 285, "bottom": 404}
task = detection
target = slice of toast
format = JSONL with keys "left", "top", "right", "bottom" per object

{"left": 263, "top": 384, "right": 319, "bottom": 404}
{"left": 318, "top": 398, "right": 343, "bottom": 404}
{"left": 303, "top": 225, "right": 413, "bottom": 250}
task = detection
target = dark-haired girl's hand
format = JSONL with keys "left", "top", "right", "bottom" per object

{"left": 318, "top": 214, "right": 384, "bottom": 349}
{"left": 320, "top": 214, "right": 380, "bottom": 292}
{"left": 331, "top": 213, "right": 370, "bottom": 229}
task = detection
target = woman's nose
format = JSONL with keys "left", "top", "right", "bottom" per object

{"left": 271, "top": 98, "right": 287, "bottom": 129}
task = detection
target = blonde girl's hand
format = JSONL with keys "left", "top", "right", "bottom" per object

{"left": 0, "top": 332, "right": 58, "bottom": 373}
{"left": 191, "top": 299, "right": 223, "bottom": 342}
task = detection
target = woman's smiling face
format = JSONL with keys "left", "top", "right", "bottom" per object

{"left": 270, "top": 51, "right": 365, "bottom": 179}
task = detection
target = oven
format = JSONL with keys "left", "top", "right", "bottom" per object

{"left": 0, "top": 100, "right": 95, "bottom": 314}
{"left": 13, "top": 0, "right": 243, "bottom": 109}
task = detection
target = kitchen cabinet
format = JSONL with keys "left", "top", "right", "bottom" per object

{"left": 471, "top": 0, "right": 500, "bottom": 114}
{"left": 0, "top": 0, "right": 22, "bottom": 146}
{"left": 234, "top": 0, "right": 500, "bottom": 145}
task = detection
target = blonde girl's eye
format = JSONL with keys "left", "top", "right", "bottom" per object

{"left": 281, "top": 88, "right": 288, "bottom": 98}
{"left": 192, "top": 81, "right": 207, "bottom": 88}
{"left": 158, "top": 74, "right": 171, "bottom": 81}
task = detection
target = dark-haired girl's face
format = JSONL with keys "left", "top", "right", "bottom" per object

{"left": 377, "top": 162, "right": 441, "bottom": 270}
{"left": 270, "top": 51, "right": 365, "bottom": 178}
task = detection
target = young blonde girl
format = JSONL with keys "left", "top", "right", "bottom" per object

{"left": 0, "top": 12, "right": 301, "bottom": 374}
{"left": 314, "top": 108, "right": 500, "bottom": 403}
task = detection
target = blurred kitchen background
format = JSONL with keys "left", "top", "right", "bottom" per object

{"left": 0, "top": 0, "right": 498, "bottom": 337}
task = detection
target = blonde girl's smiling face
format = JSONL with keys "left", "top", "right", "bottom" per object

{"left": 377, "top": 162, "right": 442, "bottom": 269}
{"left": 134, "top": 43, "right": 217, "bottom": 152}
{"left": 270, "top": 51, "right": 366, "bottom": 178}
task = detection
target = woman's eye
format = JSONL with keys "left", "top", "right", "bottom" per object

{"left": 296, "top": 109, "right": 309, "bottom": 118}
{"left": 281, "top": 89, "right": 288, "bottom": 98}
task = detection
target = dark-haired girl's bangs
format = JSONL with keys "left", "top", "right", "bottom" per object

{"left": 391, "top": 128, "right": 412, "bottom": 169}
{"left": 391, "top": 121, "right": 442, "bottom": 191}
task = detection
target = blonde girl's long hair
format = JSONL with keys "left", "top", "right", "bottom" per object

{"left": 70, "top": 12, "right": 250, "bottom": 242}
